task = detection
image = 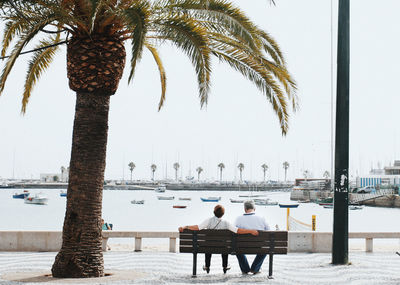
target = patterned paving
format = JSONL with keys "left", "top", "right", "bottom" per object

{"left": 0, "top": 251, "right": 400, "bottom": 284}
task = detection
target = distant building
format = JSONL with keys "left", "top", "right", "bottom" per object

{"left": 357, "top": 160, "right": 400, "bottom": 187}
{"left": 40, "top": 169, "right": 68, "bottom": 183}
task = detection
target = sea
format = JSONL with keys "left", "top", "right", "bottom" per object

{"left": 2, "top": 188, "right": 400, "bottom": 249}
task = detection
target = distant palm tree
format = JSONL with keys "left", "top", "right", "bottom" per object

{"left": 238, "top": 163, "right": 245, "bottom": 182}
{"left": 173, "top": 162, "right": 180, "bottom": 181}
{"left": 323, "top": 171, "right": 330, "bottom": 179}
{"left": 283, "top": 161, "right": 290, "bottom": 182}
{"left": 261, "top": 164, "right": 269, "bottom": 182}
{"left": 60, "top": 166, "right": 66, "bottom": 182}
{"left": 128, "top": 162, "right": 136, "bottom": 182}
{"left": 303, "top": 170, "right": 310, "bottom": 180}
{"left": 218, "top": 163, "right": 225, "bottom": 182}
{"left": 151, "top": 164, "right": 157, "bottom": 181}
{"left": 196, "top": 167, "right": 203, "bottom": 181}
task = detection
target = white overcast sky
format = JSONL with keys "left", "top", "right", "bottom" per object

{"left": 1, "top": 0, "right": 400, "bottom": 182}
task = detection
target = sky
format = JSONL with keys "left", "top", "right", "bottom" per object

{"left": 1, "top": 0, "right": 400, "bottom": 182}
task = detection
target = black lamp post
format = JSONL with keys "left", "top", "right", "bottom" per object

{"left": 332, "top": 0, "right": 350, "bottom": 265}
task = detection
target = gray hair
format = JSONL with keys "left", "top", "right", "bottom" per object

{"left": 244, "top": 200, "right": 255, "bottom": 210}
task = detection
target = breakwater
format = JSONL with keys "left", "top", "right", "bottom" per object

{"left": 2, "top": 182, "right": 292, "bottom": 192}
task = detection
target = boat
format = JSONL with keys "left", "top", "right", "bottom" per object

{"left": 157, "top": 196, "right": 174, "bottom": 200}
{"left": 323, "top": 204, "right": 334, "bottom": 209}
{"left": 278, "top": 203, "right": 299, "bottom": 208}
{"left": 299, "top": 199, "right": 311, "bottom": 203}
{"left": 60, "top": 190, "right": 67, "bottom": 197}
{"left": 24, "top": 193, "right": 48, "bottom": 205}
{"left": 238, "top": 194, "right": 266, "bottom": 198}
{"left": 200, "top": 197, "right": 221, "bottom": 202}
{"left": 230, "top": 198, "right": 245, "bottom": 203}
{"left": 319, "top": 202, "right": 333, "bottom": 206}
{"left": 131, "top": 200, "right": 144, "bottom": 204}
{"left": 349, "top": 205, "right": 364, "bottom": 210}
{"left": 155, "top": 186, "right": 166, "bottom": 193}
{"left": 316, "top": 197, "right": 333, "bottom": 204}
{"left": 173, "top": 205, "right": 187, "bottom": 209}
{"left": 12, "top": 190, "right": 29, "bottom": 199}
{"left": 179, "top": 197, "right": 191, "bottom": 201}
{"left": 255, "top": 200, "right": 278, "bottom": 206}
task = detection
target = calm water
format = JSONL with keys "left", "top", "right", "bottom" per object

{"left": 1, "top": 188, "right": 400, "bottom": 233}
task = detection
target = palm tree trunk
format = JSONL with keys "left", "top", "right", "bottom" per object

{"left": 263, "top": 171, "right": 266, "bottom": 182}
{"left": 130, "top": 171, "right": 133, "bottom": 182}
{"left": 52, "top": 92, "right": 109, "bottom": 278}
{"left": 220, "top": 169, "right": 222, "bottom": 182}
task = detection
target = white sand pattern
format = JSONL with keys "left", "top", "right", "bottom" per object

{"left": 1, "top": 251, "right": 400, "bottom": 284}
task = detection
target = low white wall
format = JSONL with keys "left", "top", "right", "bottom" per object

{"left": 1, "top": 231, "right": 399, "bottom": 253}
{"left": 289, "top": 232, "right": 332, "bottom": 253}
{"left": 0, "top": 231, "right": 62, "bottom": 251}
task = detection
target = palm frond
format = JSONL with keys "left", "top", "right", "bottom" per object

{"left": 0, "top": 18, "right": 53, "bottom": 95}
{"left": 1, "top": 20, "right": 25, "bottom": 57}
{"left": 22, "top": 35, "right": 61, "bottom": 113}
{"left": 154, "top": 15, "right": 211, "bottom": 106}
{"left": 123, "top": 1, "right": 150, "bottom": 83}
{"left": 145, "top": 41, "right": 166, "bottom": 111}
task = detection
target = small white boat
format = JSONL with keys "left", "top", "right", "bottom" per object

{"left": 255, "top": 200, "right": 278, "bottom": 206}
{"left": 349, "top": 205, "right": 363, "bottom": 210}
{"left": 201, "top": 197, "right": 221, "bottom": 202}
{"left": 179, "top": 197, "right": 191, "bottom": 201}
{"left": 323, "top": 204, "right": 334, "bottom": 209}
{"left": 24, "top": 193, "right": 48, "bottom": 205}
{"left": 155, "top": 186, "right": 166, "bottom": 193}
{"left": 230, "top": 198, "right": 245, "bottom": 203}
{"left": 157, "top": 196, "right": 174, "bottom": 200}
{"left": 131, "top": 200, "right": 144, "bottom": 204}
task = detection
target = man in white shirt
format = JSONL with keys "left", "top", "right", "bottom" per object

{"left": 179, "top": 204, "right": 258, "bottom": 274}
{"left": 235, "top": 200, "right": 270, "bottom": 274}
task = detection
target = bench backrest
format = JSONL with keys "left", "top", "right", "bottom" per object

{"left": 179, "top": 230, "right": 288, "bottom": 255}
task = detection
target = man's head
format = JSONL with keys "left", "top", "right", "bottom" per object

{"left": 214, "top": 204, "right": 225, "bottom": 218}
{"left": 244, "top": 200, "right": 255, "bottom": 213}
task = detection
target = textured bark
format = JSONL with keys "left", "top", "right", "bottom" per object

{"left": 52, "top": 35, "right": 126, "bottom": 278}
{"left": 52, "top": 93, "right": 109, "bottom": 278}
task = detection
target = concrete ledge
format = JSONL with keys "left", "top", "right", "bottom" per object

{"left": 1, "top": 231, "right": 400, "bottom": 253}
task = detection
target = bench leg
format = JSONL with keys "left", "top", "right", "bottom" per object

{"left": 192, "top": 253, "right": 197, "bottom": 278}
{"left": 135, "top": 237, "right": 142, "bottom": 252}
{"left": 102, "top": 238, "right": 109, "bottom": 252}
{"left": 169, "top": 237, "right": 176, "bottom": 253}
{"left": 268, "top": 254, "right": 274, "bottom": 279}
{"left": 366, "top": 238, "right": 373, "bottom": 252}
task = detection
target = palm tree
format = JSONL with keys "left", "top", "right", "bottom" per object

{"left": 283, "top": 161, "right": 289, "bottom": 182}
{"left": 60, "top": 166, "right": 66, "bottom": 182}
{"left": 128, "top": 162, "right": 136, "bottom": 181}
{"left": 173, "top": 162, "right": 180, "bottom": 181}
{"left": 151, "top": 164, "right": 157, "bottom": 181}
{"left": 261, "top": 164, "right": 268, "bottom": 183}
{"left": 196, "top": 166, "right": 203, "bottom": 181}
{"left": 303, "top": 170, "right": 310, "bottom": 180}
{"left": 218, "top": 163, "right": 225, "bottom": 182}
{"left": 0, "top": 1, "right": 296, "bottom": 278}
{"left": 238, "top": 163, "right": 245, "bottom": 183}
{"left": 323, "top": 171, "right": 330, "bottom": 179}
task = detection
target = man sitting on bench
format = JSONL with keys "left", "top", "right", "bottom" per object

{"left": 235, "top": 200, "right": 270, "bottom": 274}
{"left": 178, "top": 204, "right": 258, "bottom": 274}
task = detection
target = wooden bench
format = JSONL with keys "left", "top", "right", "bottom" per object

{"left": 179, "top": 229, "right": 288, "bottom": 278}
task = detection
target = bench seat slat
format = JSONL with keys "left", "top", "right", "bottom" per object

{"left": 180, "top": 240, "right": 232, "bottom": 247}
{"left": 236, "top": 248, "right": 287, "bottom": 254}
{"left": 236, "top": 241, "right": 288, "bottom": 247}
